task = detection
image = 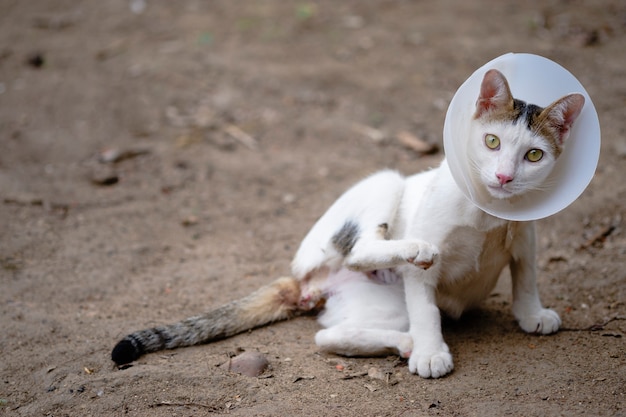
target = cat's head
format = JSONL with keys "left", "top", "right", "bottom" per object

{"left": 468, "top": 69, "right": 585, "bottom": 200}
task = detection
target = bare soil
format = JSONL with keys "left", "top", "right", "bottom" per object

{"left": 1, "top": 1, "right": 625, "bottom": 416}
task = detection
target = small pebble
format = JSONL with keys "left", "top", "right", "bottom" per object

{"left": 220, "top": 351, "right": 268, "bottom": 377}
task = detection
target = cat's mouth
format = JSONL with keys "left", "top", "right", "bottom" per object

{"left": 486, "top": 184, "right": 515, "bottom": 199}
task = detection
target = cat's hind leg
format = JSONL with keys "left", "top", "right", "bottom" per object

{"left": 315, "top": 326, "right": 413, "bottom": 358}
{"left": 292, "top": 170, "right": 432, "bottom": 278}
{"left": 314, "top": 269, "right": 413, "bottom": 358}
{"left": 317, "top": 171, "right": 438, "bottom": 273}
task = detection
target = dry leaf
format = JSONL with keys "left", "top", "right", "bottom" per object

{"left": 223, "top": 125, "right": 259, "bottom": 150}
{"left": 395, "top": 130, "right": 438, "bottom": 154}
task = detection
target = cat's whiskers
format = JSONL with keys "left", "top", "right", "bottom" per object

{"left": 466, "top": 155, "right": 483, "bottom": 178}
{"left": 530, "top": 176, "right": 559, "bottom": 192}
{"left": 515, "top": 175, "right": 558, "bottom": 194}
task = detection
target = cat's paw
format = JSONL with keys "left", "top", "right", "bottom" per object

{"left": 298, "top": 287, "right": 324, "bottom": 311}
{"left": 396, "top": 333, "right": 414, "bottom": 359}
{"left": 403, "top": 241, "right": 439, "bottom": 270}
{"left": 408, "top": 344, "right": 454, "bottom": 378}
{"left": 517, "top": 308, "right": 561, "bottom": 334}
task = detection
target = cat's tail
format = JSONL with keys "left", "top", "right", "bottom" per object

{"left": 111, "top": 276, "right": 302, "bottom": 366}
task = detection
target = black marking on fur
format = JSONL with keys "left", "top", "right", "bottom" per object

{"left": 512, "top": 99, "right": 544, "bottom": 130}
{"left": 332, "top": 220, "right": 360, "bottom": 257}
{"left": 152, "top": 327, "right": 172, "bottom": 347}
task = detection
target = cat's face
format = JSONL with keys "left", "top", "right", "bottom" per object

{"left": 469, "top": 120, "right": 557, "bottom": 199}
{"left": 468, "top": 69, "right": 585, "bottom": 200}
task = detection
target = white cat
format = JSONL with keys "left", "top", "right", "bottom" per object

{"left": 112, "top": 69, "right": 585, "bottom": 378}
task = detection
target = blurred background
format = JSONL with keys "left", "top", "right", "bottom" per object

{"left": 1, "top": 1, "right": 624, "bottom": 416}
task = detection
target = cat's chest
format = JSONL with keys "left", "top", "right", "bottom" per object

{"left": 435, "top": 223, "right": 514, "bottom": 317}
{"left": 439, "top": 224, "right": 511, "bottom": 277}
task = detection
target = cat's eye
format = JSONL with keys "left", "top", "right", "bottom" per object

{"left": 485, "top": 134, "right": 500, "bottom": 150}
{"left": 525, "top": 149, "right": 543, "bottom": 162}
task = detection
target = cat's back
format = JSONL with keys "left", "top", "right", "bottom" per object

{"left": 404, "top": 164, "right": 440, "bottom": 190}
{"left": 397, "top": 165, "right": 441, "bottom": 220}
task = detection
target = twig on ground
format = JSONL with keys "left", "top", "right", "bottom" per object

{"left": 152, "top": 400, "right": 221, "bottom": 411}
{"left": 579, "top": 224, "right": 617, "bottom": 249}
{"left": 561, "top": 315, "right": 625, "bottom": 332}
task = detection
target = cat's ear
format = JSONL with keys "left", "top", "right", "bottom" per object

{"left": 539, "top": 93, "right": 585, "bottom": 147}
{"left": 473, "top": 69, "right": 514, "bottom": 119}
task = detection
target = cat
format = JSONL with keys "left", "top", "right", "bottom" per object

{"left": 112, "top": 69, "right": 585, "bottom": 378}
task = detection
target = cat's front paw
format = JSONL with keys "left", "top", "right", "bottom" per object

{"left": 517, "top": 308, "right": 561, "bottom": 334}
{"left": 404, "top": 241, "right": 439, "bottom": 270}
{"left": 408, "top": 344, "right": 454, "bottom": 378}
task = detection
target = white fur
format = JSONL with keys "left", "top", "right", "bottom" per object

{"left": 291, "top": 158, "right": 561, "bottom": 379}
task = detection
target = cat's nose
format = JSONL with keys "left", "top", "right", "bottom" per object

{"left": 496, "top": 173, "right": 513, "bottom": 185}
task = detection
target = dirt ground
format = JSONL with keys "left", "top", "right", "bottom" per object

{"left": 1, "top": 1, "right": 625, "bottom": 416}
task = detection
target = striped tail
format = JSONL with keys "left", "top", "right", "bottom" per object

{"left": 111, "top": 277, "right": 301, "bottom": 365}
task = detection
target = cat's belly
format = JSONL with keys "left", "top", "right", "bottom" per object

{"left": 435, "top": 224, "right": 511, "bottom": 318}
